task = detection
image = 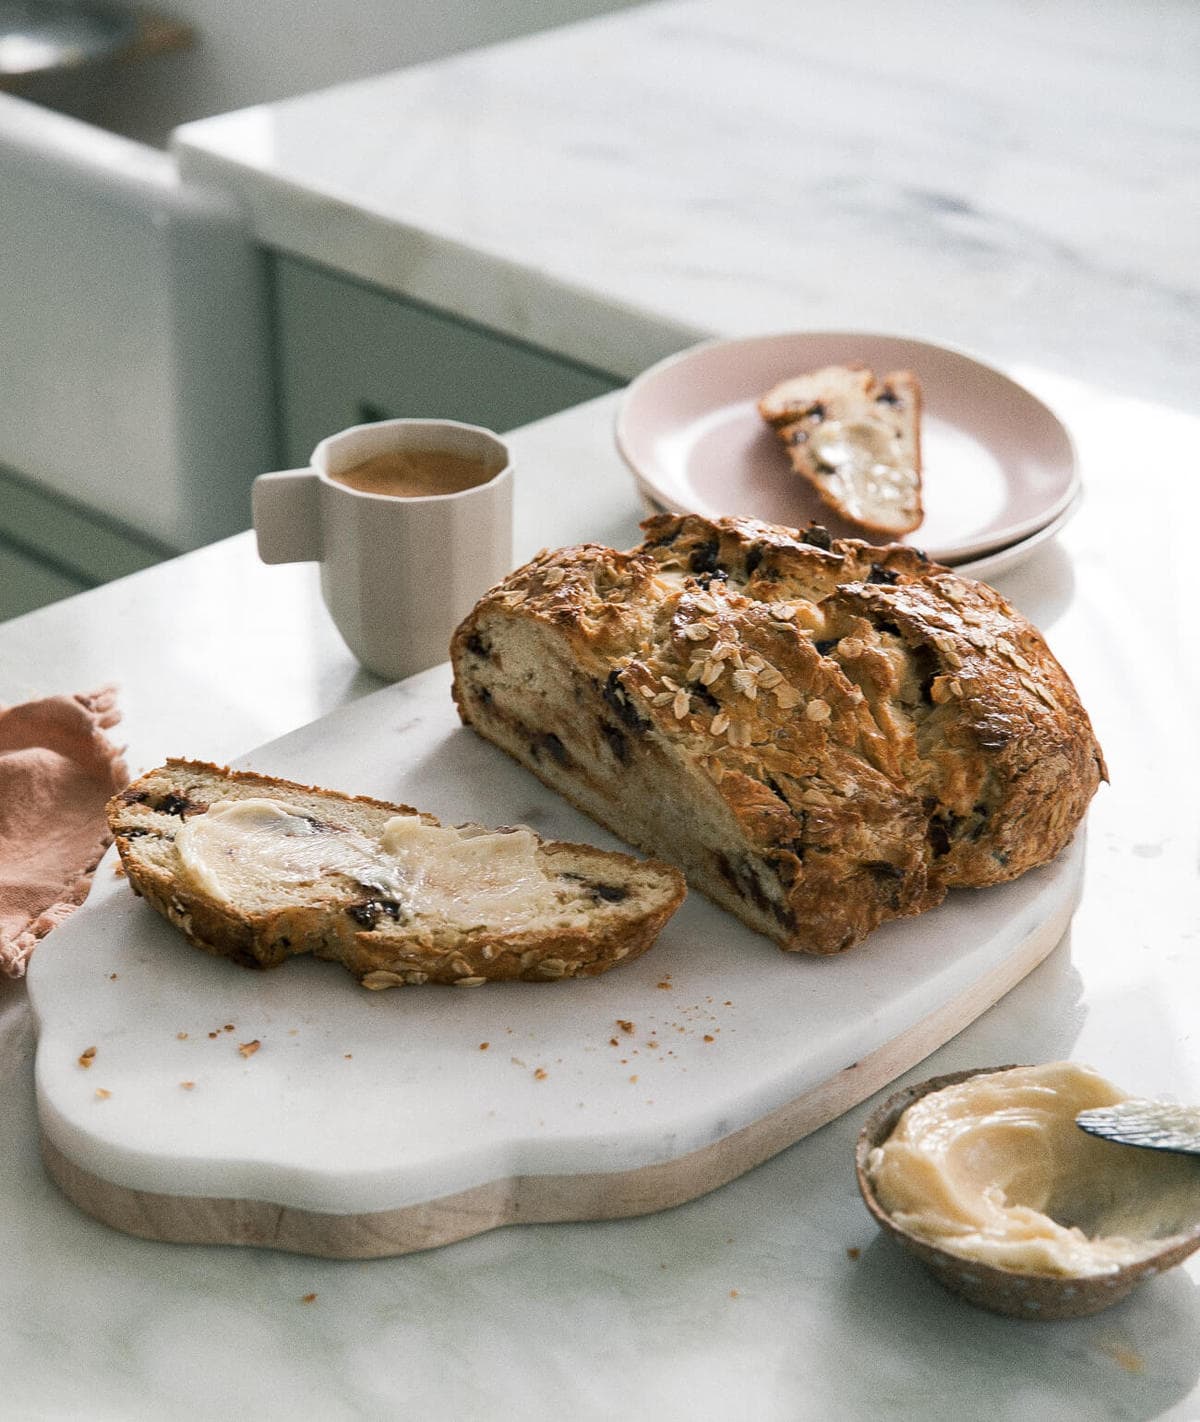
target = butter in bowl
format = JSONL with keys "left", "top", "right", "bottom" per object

{"left": 855, "top": 1063, "right": 1200, "bottom": 1320}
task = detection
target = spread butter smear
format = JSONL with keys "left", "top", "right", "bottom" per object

{"left": 867, "top": 1063, "right": 1200, "bottom": 1277}
{"left": 176, "top": 798, "right": 557, "bottom": 931}
{"left": 807, "top": 419, "right": 914, "bottom": 522}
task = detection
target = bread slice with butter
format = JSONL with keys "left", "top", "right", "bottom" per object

{"left": 108, "top": 760, "right": 685, "bottom": 987}
{"left": 758, "top": 365, "right": 923, "bottom": 536}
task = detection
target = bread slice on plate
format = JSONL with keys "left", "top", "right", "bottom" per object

{"left": 451, "top": 514, "right": 1106, "bottom": 956}
{"left": 108, "top": 760, "right": 685, "bottom": 987}
{"left": 758, "top": 365, "right": 923, "bottom": 536}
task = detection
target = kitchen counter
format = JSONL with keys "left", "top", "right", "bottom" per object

{"left": 6, "top": 0, "right": 1200, "bottom": 1412}
{"left": 2, "top": 371, "right": 1200, "bottom": 1420}
{"left": 174, "top": 0, "right": 1200, "bottom": 410}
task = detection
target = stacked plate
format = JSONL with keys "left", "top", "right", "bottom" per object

{"left": 615, "top": 332, "right": 1080, "bottom": 580}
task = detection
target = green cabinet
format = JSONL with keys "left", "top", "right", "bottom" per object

{"left": 271, "top": 255, "right": 621, "bottom": 466}
{"left": 0, "top": 463, "right": 170, "bottom": 621}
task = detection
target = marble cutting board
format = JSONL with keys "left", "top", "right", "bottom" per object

{"left": 28, "top": 664, "right": 1083, "bottom": 1257}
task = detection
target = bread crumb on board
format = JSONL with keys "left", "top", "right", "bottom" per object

{"left": 238, "top": 1039, "right": 261, "bottom": 1058}
{"left": 1099, "top": 1338, "right": 1146, "bottom": 1374}
{"left": 77, "top": 1046, "right": 96, "bottom": 1069}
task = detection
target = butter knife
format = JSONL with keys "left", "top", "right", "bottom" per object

{"left": 1076, "top": 1100, "right": 1200, "bottom": 1157}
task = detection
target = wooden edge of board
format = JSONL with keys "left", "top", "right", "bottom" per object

{"left": 40, "top": 896, "right": 1075, "bottom": 1259}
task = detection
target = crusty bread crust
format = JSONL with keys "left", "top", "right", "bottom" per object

{"left": 758, "top": 364, "right": 923, "bottom": 536}
{"left": 108, "top": 760, "right": 685, "bottom": 986}
{"left": 451, "top": 515, "right": 1106, "bottom": 956}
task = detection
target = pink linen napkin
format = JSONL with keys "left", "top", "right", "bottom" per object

{"left": 0, "top": 688, "right": 129, "bottom": 978}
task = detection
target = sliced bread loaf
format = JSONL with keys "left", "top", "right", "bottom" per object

{"left": 108, "top": 760, "right": 685, "bottom": 987}
{"left": 451, "top": 515, "right": 1106, "bottom": 956}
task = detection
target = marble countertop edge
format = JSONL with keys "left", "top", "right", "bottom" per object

{"left": 175, "top": 138, "right": 707, "bottom": 380}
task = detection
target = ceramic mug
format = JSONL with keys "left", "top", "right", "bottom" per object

{"left": 252, "top": 418, "right": 513, "bottom": 681}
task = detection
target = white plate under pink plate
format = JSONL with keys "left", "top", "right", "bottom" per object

{"left": 616, "top": 332, "right": 1079, "bottom": 565}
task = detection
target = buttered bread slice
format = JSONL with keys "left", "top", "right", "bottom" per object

{"left": 758, "top": 365, "right": 923, "bottom": 536}
{"left": 108, "top": 761, "right": 685, "bottom": 986}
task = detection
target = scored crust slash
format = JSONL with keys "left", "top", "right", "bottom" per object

{"left": 450, "top": 513, "right": 1106, "bottom": 956}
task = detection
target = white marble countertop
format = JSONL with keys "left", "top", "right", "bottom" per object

{"left": 8, "top": 2, "right": 1200, "bottom": 1411}
{"left": 2, "top": 370, "right": 1200, "bottom": 1419}
{"left": 174, "top": 0, "right": 1200, "bottom": 411}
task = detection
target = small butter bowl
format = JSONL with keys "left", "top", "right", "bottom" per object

{"left": 855, "top": 1066, "right": 1200, "bottom": 1321}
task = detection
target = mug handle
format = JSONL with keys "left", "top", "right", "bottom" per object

{"left": 252, "top": 468, "right": 322, "bottom": 564}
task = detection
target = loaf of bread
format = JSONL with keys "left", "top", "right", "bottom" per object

{"left": 758, "top": 365, "right": 923, "bottom": 536}
{"left": 108, "top": 761, "right": 685, "bottom": 986}
{"left": 450, "top": 515, "right": 1105, "bottom": 955}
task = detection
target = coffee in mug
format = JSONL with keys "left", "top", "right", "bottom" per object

{"left": 252, "top": 419, "right": 513, "bottom": 682}
{"left": 328, "top": 447, "right": 506, "bottom": 500}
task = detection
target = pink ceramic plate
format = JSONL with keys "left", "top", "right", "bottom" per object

{"left": 616, "top": 333, "right": 1078, "bottom": 565}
